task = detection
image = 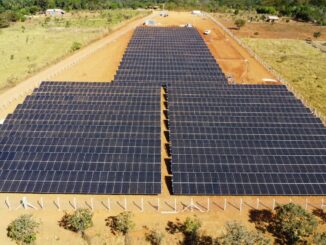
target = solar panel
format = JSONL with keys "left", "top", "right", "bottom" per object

{"left": 1, "top": 26, "right": 325, "bottom": 196}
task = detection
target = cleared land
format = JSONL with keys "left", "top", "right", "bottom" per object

{"left": 0, "top": 10, "right": 148, "bottom": 93}
{"left": 214, "top": 13, "right": 326, "bottom": 40}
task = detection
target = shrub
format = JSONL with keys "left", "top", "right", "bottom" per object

{"left": 59, "top": 208, "right": 93, "bottom": 235}
{"left": 182, "top": 217, "right": 202, "bottom": 244}
{"left": 146, "top": 229, "right": 164, "bottom": 245}
{"left": 215, "top": 221, "right": 271, "bottom": 245}
{"left": 0, "top": 14, "right": 10, "bottom": 28}
{"left": 254, "top": 32, "right": 259, "bottom": 35}
{"left": 234, "top": 19, "right": 246, "bottom": 29}
{"left": 274, "top": 203, "right": 317, "bottom": 244}
{"left": 313, "top": 31, "right": 321, "bottom": 39}
{"left": 256, "top": 6, "right": 277, "bottom": 15}
{"left": 7, "top": 215, "right": 40, "bottom": 244}
{"left": 70, "top": 42, "right": 82, "bottom": 52}
{"left": 107, "top": 211, "right": 135, "bottom": 235}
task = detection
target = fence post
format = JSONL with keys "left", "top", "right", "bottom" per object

{"left": 272, "top": 199, "right": 275, "bottom": 210}
{"left": 224, "top": 198, "right": 227, "bottom": 211}
{"left": 5, "top": 196, "right": 11, "bottom": 210}
{"left": 141, "top": 197, "right": 144, "bottom": 212}
{"left": 240, "top": 198, "right": 243, "bottom": 212}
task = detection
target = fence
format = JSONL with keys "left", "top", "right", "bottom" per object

{"left": 204, "top": 12, "right": 326, "bottom": 124}
{"left": 2, "top": 195, "right": 326, "bottom": 213}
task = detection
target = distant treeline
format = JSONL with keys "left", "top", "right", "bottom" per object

{"left": 0, "top": 0, "right": 325, "bottom": 26}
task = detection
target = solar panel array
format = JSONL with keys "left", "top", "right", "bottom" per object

{"left": 0, "top": 82, "right": 161, "bottom": 194}
{"left": 0, "top": 26, "right": 325, "bottom": 195}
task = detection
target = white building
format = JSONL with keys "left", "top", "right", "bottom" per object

{"left": 46, "top": 9, "right": 65, "bottom": 16}
{"left": 192, "top": 10, "right": 201, "bottom": 15}
{"left": 267, "top": 15, "right": 279, "bottom": 22}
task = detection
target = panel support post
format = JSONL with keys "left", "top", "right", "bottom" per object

{"left": 256, "top": 198, "right": 259, "bottom": 209}
{"left": 207, "top": 198, "right": 210, "bottom": 212}
{"left": 124, "top": 198, "right": 127, "bottom": 211}
{"left": 157, "top": 198, "right": 160, "bottom": 212}
{"left": 305, "top": 198, "right": 308, "bottom": 210}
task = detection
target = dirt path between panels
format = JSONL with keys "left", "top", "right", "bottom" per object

{"left": 0, "top": 12, "right": 155, "bottom": 120}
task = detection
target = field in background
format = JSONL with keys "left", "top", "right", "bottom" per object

{"left": 213, "top": 12, "right": 326, "bottom": 40}
{"left": 243, "top": 38, "right": 326, "bottom": 119}
{"left": 0, "top": 9, "right": 148, "bottom": 93}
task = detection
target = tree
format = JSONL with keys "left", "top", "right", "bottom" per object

{"left": 59, "top": 208, "right": 93, "bottom": 236}
{"left": 215, "top": 221, "right": 271, "bottom": 245}
{"left": 7, "top": 214, "right": 40, "bottom": 244}
{"left": 107, "top": 211, "right": 135, "bottom": 235}
{"left": 235, "top": 18, "right": 246, "bottom": 29}
{"left": 274, "top": 203, "right": 317, "bottom": 244}
{"left": 182, "top": 216, "right": 202, "bottom": 245}
{"left": 313, "top": 31, "right": 321, "bottom": 39}
{"left": 146, "top": 229, "right": 164, "bottom": 245}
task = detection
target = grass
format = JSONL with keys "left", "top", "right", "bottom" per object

{"left": 243, "top": 38, "right": 326, "bottom": 119}
{"left": 0, "top": 9, "right": 149, "bottom": 93}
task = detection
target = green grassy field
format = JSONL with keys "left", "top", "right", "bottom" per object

{"left": 0, "top": 10, "right": 148, "bottom": 92}
{"left": 243, "top": 38, "right": 326, "bottom": 119}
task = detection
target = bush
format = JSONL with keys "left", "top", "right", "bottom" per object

{"left": 146, "top": 229, "right": 164, "bottom": 245}
{"left": 182, "top": 217, "right": 202, "bottom": 244}
{"left": 70, "top": 42, "right": 82, "bottom": 52}
{"left": 215, "top": 221, "right": 271, "bottom": 245}
{"left": 7, "top": 215, "right": 40, "bottom": 244}
{"left": 0, "top": 14, "right": 10, "bottom": 28}
{"left": 274, "top": 203, "right": 317, "bottom": 244}
{"left": 59, "top": 208, "right": 93, "bottom": 234}
{"left": 256, "top": 6, "right": 277, "bottom": 15}
{"left": 234, "top": 19, "right": 246, "bottom": 29}
{"left": 313, "top": 31, "right": 321, "bottom": 39}
{"left": 107, "top": 211, "right": 135, "bottom": 235}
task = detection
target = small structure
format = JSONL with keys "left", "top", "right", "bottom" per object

{"left": 192, "top": 10, "right": 201, "bottom": 15}
{"left": 267, "top": 15, "right": 279, "bottom": 22}
{"left": 185, "top": 23, "right": 193, "bottom": 28}
{"left": 204, "top": 30, "right": 211, "bottom": 35}
{"left": 144, "top": 20, "right": 156, "bottom": 26}
{"left": 160, "top": 11, "right": 169, "bottom": 17}
{"left": 46, "top": 9, "right": 65, "bottom": 16}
